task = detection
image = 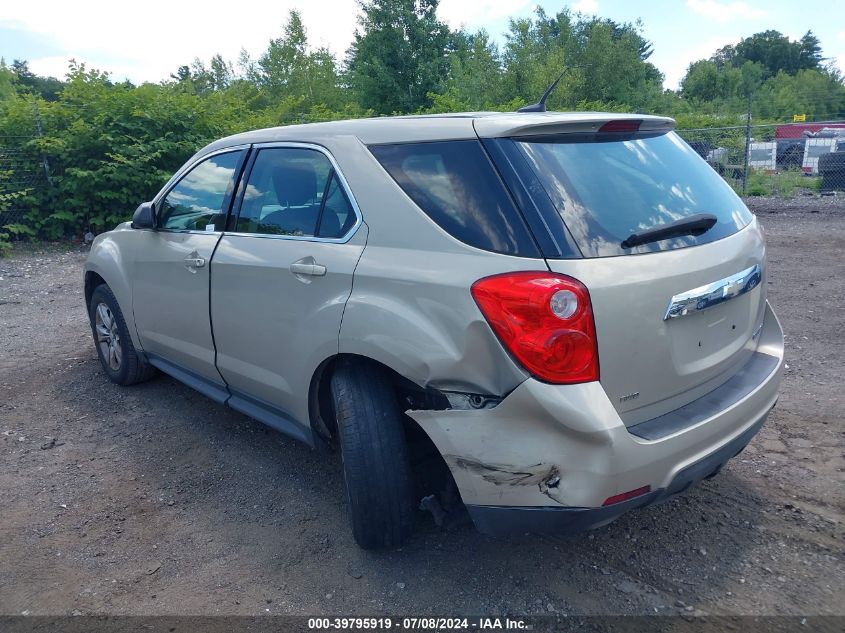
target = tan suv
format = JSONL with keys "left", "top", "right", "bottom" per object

{"left": 84, "top": 112, "right": 784, "bottom": 549}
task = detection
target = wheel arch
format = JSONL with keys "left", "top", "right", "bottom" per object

{"left": 308, "top": 352, "right": 459, "bottom": 517}
{"left": 84, "top": 270, "right": 107, "bottom": 308}
{"left": 307, "top": 353, "right": 419, "bottom": 450}
{"left": 84, "top": 233, "right": 142, "bottom": 349}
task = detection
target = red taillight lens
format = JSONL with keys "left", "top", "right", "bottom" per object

{"left": 598, "top": 119, "right": 641, "bottom": 133}
{"left": 471, "top": 272, "right": 599, "bottom": 384}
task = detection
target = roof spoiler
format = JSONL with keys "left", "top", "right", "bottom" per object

{"left": 474, "top": 114, "right": 675, "bottom": 139}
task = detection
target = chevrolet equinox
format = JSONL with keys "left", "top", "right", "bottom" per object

{"left": 84, "top": 112, "right": 784, "bottom": 549}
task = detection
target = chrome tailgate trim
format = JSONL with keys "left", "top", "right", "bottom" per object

{"left": 664, "top": 263, "right": 762, "bottom": 320}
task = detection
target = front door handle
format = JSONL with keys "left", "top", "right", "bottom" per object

{"left": 290, "top": 262, "right": 327, "bottom": 276}
{"left": 184, "top": 254, "right": 206, "bottom": 270}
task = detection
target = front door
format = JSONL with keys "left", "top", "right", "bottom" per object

{"left": 132, "top": 149, "right": 246, "bottom": 396}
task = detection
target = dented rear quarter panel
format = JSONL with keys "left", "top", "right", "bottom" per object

{"left": 340, "top": 245, "right": 542, "bottom": 395}
{"left": 332, "top": 134, "right": 544, "bottom": 396}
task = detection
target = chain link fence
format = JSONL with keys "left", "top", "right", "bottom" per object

{"left": 0, "top": 135, "right": 48, "bottom": 233}
{"left": 676, "top": 122, "right": 845, "bottom": 197}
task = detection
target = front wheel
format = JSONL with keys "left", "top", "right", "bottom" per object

{"left": 330, "top": 360, "right": 415, "bottom": 549}
{"left": 88, "top": 284, "right": 155, "bottom": 386}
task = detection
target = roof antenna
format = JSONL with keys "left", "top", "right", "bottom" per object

{"left": 517, "top": 70, "right": 567, "bottom": 113}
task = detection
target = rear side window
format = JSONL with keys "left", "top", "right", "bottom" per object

{"left": 517, "top": 132, "right": 753, "bottom": 257}
{"left": 318, "top": 173, "right": 356, "bottom": 238}
{"left": 370, "top": 141, "right": 539, "bottom": 257}
{"left": 236, "top": 148, "right": 329, "bottom": 237}
{"left": 234, "top": 148, "right": 356, "bottom": 239}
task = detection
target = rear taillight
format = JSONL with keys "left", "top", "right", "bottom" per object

{"left": 471, "top": 272, "right": 599, "bottom": 384}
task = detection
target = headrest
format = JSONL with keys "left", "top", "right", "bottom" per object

{"left": 271, "top": 162, "right": 317, "bottom": 207}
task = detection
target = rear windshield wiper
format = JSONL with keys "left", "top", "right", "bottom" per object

{"left": 621, "top": 213, "right": 718, "bottom": 249}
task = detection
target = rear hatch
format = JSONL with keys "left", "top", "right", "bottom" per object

{"left": 482, "top": 119, "right": 768, "bottom": 424}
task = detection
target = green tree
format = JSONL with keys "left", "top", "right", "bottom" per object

{"left": 756, "top": 69, "right": 845, "bottom": 120}
{"left": 798, "top": 31, "right": 823, "bottom": 69}
{"left": 712, "top": 30, "right": 824, "bottom": 78}
{"left": 210, "top": 54, "right": 234, "bottom": 91}
{"left": 575, "top": 17, "right": 663, "bottom": 107}
{"left": 438, "top": 30, "right": 505, "bottom": 110}
{"left": 170, "top": 65, "right": 192, "bottom": 82}
{"left": 682, "top": 59, "right": 732, "bottom": 102}
{"left": 0, "top": 60, "right": 16, "bottom": 101}
{"left": 347, "top": 0, "right": 450, "bottom": 114}
{"left": 257, "top": 10, "right": 346, "bottom": 109}
{"left": 679, "top": 29, "right": 842, "bottom": 119}
{"left": 258, "top": 10, "right": 308, "bottom": 96}
{"left": 500, "top": 9, "right": 662, "bottom": 111}
{"left": 10, "top": 59, "right": 64, "bottom": 100}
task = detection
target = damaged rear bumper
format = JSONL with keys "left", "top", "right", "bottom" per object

{"left": 406, "top": 302, "right": 783, "bottom": 535}
{"left": 466, "top": 410, "right": 768, "bottom": 535}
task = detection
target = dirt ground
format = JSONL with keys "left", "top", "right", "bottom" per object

{"left": 0, "top": 196, "right": 842, "bottom": 618}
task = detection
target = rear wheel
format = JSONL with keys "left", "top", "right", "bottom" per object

{"left": 89, "top": 284, "right": 156, "bottom": 386}
{"left": 330, "top": 360, "right": 414, "bottom": 549}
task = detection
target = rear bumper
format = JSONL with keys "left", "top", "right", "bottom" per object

{"left": 407, "top": 301, "right": 783, "bottom": 534}
{"left": 466, "top": 408, "right": 769, "bottom": 535}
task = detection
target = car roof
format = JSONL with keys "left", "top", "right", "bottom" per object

{"left": 201, "top": 111, "right": 676, "bottom": 154}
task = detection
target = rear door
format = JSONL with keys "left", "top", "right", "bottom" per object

{"left": 209, "top": 144, "right": 365, "bottom": 435}
{"left": 132, "top": 148, "right": 246, "bottom": 398}
{"left": 495, "top": 130, "right": 767, "bottom": 424}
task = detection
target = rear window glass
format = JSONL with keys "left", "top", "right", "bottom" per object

{"left": 369, "top": 141, "right": 539, "bottom": 257}
{"left": 517, "top": 132, "right": 753, "bottom": 258}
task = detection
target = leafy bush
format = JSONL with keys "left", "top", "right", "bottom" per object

{"left": 0, "top": 66, "right": 268, "bottom": 238}
{"left": 0, "top": 61, "right": 375, "bottom": 240}
{"left": 0, "top": 175, "right": 31, "bottom": 256}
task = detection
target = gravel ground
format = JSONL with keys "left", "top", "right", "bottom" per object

{"left": 0, "top": 196, "right": 842, "bottom": 617}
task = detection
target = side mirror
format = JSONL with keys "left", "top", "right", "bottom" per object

{"left": 132, "top": 202, "right": 155, "bottom": 229}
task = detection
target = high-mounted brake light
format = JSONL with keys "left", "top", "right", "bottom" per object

{"left": 598, "top": 119, "right": 642, "bottom": 134}
{"left": 471, "top": 272, "right": 599, "bottom": 384}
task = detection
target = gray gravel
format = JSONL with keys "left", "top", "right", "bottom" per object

{"left": 0, "top": 196, "right": 843, "bottom": 616}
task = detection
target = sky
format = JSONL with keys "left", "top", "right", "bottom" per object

{"left": 1, "top": 0, "right": 843, "bottom": 90}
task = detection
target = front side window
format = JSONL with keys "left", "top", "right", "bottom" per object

{"left": 158, "top": 151, "right": 242, "bottom": 231}
{"left": 235, "top": 148, "right": 355, "bottom": 239}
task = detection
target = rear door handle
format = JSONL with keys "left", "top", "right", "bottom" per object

{"left": 290, "top": 262, "right": 327, "bottom": 276}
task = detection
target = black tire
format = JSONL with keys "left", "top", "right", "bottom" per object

{"left": 330, "top": 360, "right": 414, "bottom": 549}
{"left": 818, "top": 151, "right": 845, "bottom": 173}
{"left": 88, "top": 284, "right": 156, "bottom": 386}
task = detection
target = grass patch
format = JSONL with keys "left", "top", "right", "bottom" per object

{"left": 742, "top": 169, "right": 821, "bottom": 197}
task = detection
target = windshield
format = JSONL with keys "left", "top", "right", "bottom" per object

{"left": 517, "top": 131, "right": 753, "bottom": 257}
